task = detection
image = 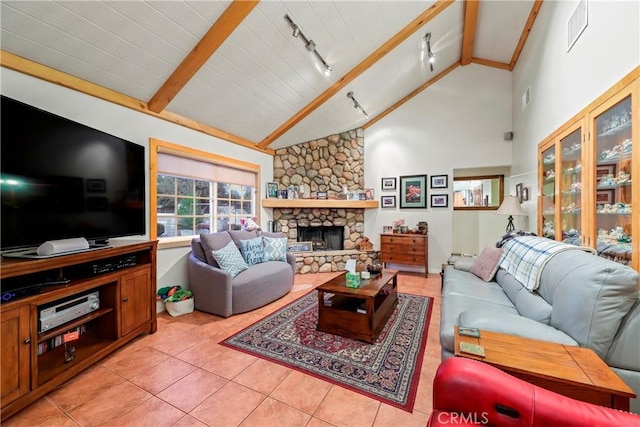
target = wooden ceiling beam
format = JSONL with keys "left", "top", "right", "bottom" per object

{"left": 510, "top": 0, "right": 543, "bottom": 71}
{"left": 1, "top": 51, "right": 274, "bottom": 155}
{"left": 147, "top": 0, "right": 259, "bottom": 113}
{"left": 461, "top": 0, "right": 480, "bottom": 66}
{"left": 471, "top": 57, "right": 511, "bottom": 70}
{"left": 363, "top": 61, "right": 460, "bottom": 130}
{"left": 258, "top": 0, "right": 456, "bottom": 149}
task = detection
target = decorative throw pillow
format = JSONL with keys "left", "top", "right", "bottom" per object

{"left": 263, "top": 236, "right": 287, "bottom": 262}
{"left": 469, "top": 245, "right": 502, "bottom": 282}
{"left": 240, "top": 237, "right": 264, "bottom": 266}
{"left": 211, "top": 241, "right": 248, "bottom": 278}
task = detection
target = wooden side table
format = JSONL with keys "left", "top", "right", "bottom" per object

{"left": 454, "top": 326, "right": 636, "bottom": 411}
{"left": 380, "top": 233, "right": 428, "bottom": 277}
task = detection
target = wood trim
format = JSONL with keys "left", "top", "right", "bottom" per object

{"left": 152, "top": 138, "right": 261, "bottom": 172}
{"left": 258, "top": 0, "right": 456, "bottom": 149}
{"left": 510, "top": 0, "right": 544, "bottom": 71}
{"left": 364, "top": 62, "right": 460, "bottom": 129}
{"left": 261, "top": 199, "right": 379, "bottom": 209}
{"left": 147, "top": 1, "right": 259, "bottom": 113}
{"left": 470, "top": 57, "right": 511, "bottom": 71}
{"left": 461, "top": 0, "right": 480, "bottom": 66}
{"left": 0, "top": 51, "right": 273, "bottom": 155}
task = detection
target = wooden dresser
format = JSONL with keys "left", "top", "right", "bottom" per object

{"left": 379, "top": 233, "right": 428, "bottom": 277}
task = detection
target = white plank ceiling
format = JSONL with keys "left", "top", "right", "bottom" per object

{"left": 0, "top": 0, "right": 535, "bottom": 150}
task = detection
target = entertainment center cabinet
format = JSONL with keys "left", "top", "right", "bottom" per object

{"left": 0, "top": 240, "right": 157, "bottom": 421}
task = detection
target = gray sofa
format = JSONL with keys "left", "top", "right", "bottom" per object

{"left": 440, "top": 237, "right": 640, "bottom": 413}
{"left": 188, "top": 230, "right": 295, "bottom": 317}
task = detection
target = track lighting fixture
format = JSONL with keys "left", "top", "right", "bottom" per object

{"left": 285, "top": 14, "right": 332, "bottom": 76}
{"left": 347, "top": 91, "right": 368, "bottom": 120}
{"left": 423, "top": 32, "right": 435, "bottom": 72}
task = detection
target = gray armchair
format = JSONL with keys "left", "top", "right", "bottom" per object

{"left": 188, "top": 230, "right": 295, "bottom": 317}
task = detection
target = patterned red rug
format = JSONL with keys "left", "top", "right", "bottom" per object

{"left": 221, "top": 291, "right": 433, "bottom": 412}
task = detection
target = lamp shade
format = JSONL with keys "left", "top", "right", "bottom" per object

{"left": 496, "top": 196, "right": 527, "bottom": 216}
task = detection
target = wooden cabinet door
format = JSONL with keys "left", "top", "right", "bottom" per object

{"left": 120, "top": 270, "right": 151, "bottom": 337}
{"left": 1, "top": 306, "right": 31, "bottom": 405}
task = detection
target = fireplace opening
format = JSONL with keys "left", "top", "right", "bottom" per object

{"left": 297, "top": 226, "right": 344, "bottom": 251}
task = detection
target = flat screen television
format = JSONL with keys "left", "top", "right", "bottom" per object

{"left": 1, "top": 95, "right": 146, "bottom": 252}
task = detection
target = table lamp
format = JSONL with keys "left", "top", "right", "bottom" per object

{"left": 496, "top": 195, "right": 527, "bottom": 232}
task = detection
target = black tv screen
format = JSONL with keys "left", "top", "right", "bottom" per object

{"left": 1, "top": 95, "right": 146, "bottom": 251}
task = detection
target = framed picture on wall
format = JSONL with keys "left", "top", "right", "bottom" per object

{"left": 430, "top": 194, "right": 448, "bottom": 208}
{"left": 381, "top": 177, "right": 397, "bottom": 191}
{"left": 516, "top": 183, "right": 523, "bottom": 203}
{"left": 400, "top": 175, "right": 427, "bottom": 208}
{"left": 381, "top": 195, "right": 396, "bottom": 208}
{"left": 430, "top": 174, "right": 448, "bottom": 189}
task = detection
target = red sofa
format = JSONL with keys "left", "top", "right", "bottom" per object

{"left": 428, "top": 358, "right": 640, "bottom": 426}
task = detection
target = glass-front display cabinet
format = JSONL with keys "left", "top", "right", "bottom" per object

{"left": 591, "top": 91, "right": 634, "bottom": 266}
{"left": 538, "top": 72, "right": 638, "bottom": 271}
{"left": 559, "top": 127, "right": 583, "bottom": 244}
{"left": 539, "top": 142, "right": 557, "bottom": 239}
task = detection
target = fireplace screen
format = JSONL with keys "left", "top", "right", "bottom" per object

{"left": 297, "top": 226, "right": 344, "bottom": 251}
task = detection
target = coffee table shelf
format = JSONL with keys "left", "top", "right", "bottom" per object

{"left": 317, "top": 270, "right": 398, "bottom": 343}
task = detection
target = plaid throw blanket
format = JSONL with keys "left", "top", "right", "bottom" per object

{"left": 499, "top": 236, "right": 596, "bottom": 291}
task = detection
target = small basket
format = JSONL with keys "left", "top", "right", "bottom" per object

{"left": 165, "top": 298, "right": 194, "bottom": 317}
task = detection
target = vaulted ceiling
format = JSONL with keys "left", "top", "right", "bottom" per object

{"left": 0, "top": 0, "right": 540, "bottom": 154}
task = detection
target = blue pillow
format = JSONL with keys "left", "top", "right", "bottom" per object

{"left": 211, "top": 241, "right": 248, "bottom": 278}
{"left": 263, "top": 236, "right": 287, "bottom": 262}
{"left": 240, "top": 237, "right": 264, "bottom": 266}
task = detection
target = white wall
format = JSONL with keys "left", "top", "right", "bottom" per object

{"left": 1, "top": 68, "right": 274, "bottom": 301}
{"left": 511, "top": 0, "right": 640, "bottom": 227}
{"left": 365, "top": 64, "right": 513, "bottom": 272}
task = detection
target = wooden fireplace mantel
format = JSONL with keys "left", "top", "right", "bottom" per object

{"left": 261, "top": 199, "right": 379, "bottom": 209}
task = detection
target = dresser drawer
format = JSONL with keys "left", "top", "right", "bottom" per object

{"left": 380, "top": 253, "right": 425, "bottom": 266}
{"left": 382, "top": 244, "right": 425, "bottom": 256}
{"left": 381, "top": 235, "right": 426, "bottom": 247}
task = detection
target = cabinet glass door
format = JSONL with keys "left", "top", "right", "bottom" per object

{"left": 541, "top": 145, "right": 557, "bottom": 239}
{"left": 559, "top": 128, "right": 582, "bottom": 244}
{"left": 594, "top": 95, "right": 632, "bottom": 266}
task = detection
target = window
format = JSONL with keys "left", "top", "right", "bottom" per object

{"left": 453, "top": 175, "right": 504, "bottom": 210}
{"left": 150, "top": 139, "right": 259, "bottom": 243}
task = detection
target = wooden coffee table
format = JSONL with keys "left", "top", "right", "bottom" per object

{"left": 316, "top": 270, "right": 398, "bottom": 343}
{"left": 454, "top": 326, "right": 636, "bottom": 410}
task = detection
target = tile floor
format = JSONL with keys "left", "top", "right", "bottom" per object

{"left": 4, "top": 271, "right": 443, "bottom": 427}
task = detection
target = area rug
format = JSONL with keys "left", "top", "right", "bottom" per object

{"left": 221, "top": 291, "right": 433, "bottom": 412}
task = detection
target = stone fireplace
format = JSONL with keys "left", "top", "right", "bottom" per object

{"left": 270, "top": 128, "right": 379, "bottom": 273}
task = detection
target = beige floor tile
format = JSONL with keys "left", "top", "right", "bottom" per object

{"left": 373, "top": 403, "right": 429, "bottom": 427}
{"left": 2, "top": 398, "right": 72, "bottom": 427}
{"left": 67, "top": 381, "right": 151, "bottom": 427}
{"left": 189, "top": 382, "right": 266, "bottom": 427}
{"left": 172, "top": 415, "right": 210, "bottom": 427}
{"left": 314, "top": 386, "right": 380, "bottom": 427}
{"left": 130, "top": 356, "right": 196, "bottom": 394}
{"left": 106, "top": 396, "right": 185, "bottom": 426}
{"left": 156, "top": 368, "right": 228, "bottom": 413}
{"left": 201, "top": 347, "right": 257, "bottom": 379}
{"left": 270, "top": 370, "right": 332, "bottom": 415}
{"left": 240, "top": 397, "right": 311, "bottom": 427}
{"left": 174, "top": 337, "right": 226, "bottom": 367}
{"left": 233, "top": 358, "right": 292, "bottom": 394}
{"left": 47, "top": 365, "right": 125, "bottom": 411}
{"left": 305, "top": 417, "right": 337, "bottom": 427}
{"left": 102, "top": 345, "right": 170, "bottom": 379}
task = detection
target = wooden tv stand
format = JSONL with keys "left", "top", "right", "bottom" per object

{"left": 0, "top": 240, "right": 157, "bottom": 421}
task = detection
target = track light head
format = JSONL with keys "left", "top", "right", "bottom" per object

{"left": 305, "top": 39, "right": 316, "bottom": 51}
{"left": 292, "top": 26, "right": 300, "bottom": 38}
